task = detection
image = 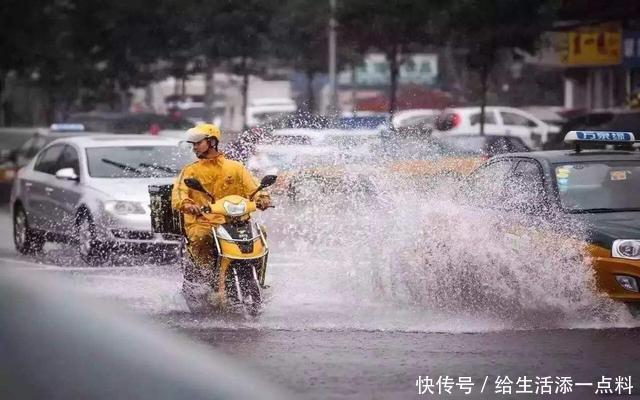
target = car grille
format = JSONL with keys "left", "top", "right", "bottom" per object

{"left": 111, "top": 229, "right": 154, "bottom": 240}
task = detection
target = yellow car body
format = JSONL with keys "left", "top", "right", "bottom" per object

{"left": 590, "top": 244, "right": 640, "bottom": 302}
{"left": 466, "top": 142, "right": 640, "bottom": 306}
{"left": 274, "top": 156, "right": 484, "bottom": 199}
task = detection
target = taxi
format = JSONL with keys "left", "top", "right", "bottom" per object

{"left": 463, "top": 131, "right": 640, "bottom": 311}
{"left": 274, "top": 134, "right": 527, "bottom": 201}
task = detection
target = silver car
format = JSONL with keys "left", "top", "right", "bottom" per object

{"left": 11, "top": 135, "right": 195, "bottom": 264}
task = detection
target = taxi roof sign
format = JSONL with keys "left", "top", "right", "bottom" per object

{"left": 564, "top": 131, "right": 635, "bottom": 143}
{"left": 564, "top": 130, "right": 638, "bottom": 152}
{"left": 50, "top": 123, "right": 85, "bottom": 132}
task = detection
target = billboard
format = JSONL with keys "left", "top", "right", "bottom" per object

{"left": 566, "top": 22, "right": 622, "bottom": 66}
{"left": 338, "top": 53, "right": 438, "bottom": 87}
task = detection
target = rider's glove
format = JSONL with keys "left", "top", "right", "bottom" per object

{"left": 255, "top": 195, "right": 271, "bottom": 210}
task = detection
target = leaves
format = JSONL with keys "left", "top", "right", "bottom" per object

{"left": 1, "top": 0, "right": 562, "bottom": 120}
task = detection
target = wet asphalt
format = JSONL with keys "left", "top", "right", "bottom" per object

{"left": 2, "top": 208, "right": 640, "bottom": 399}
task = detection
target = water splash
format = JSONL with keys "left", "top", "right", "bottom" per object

{"left": 264, "top": 175, "right": 635, "bottom": 331}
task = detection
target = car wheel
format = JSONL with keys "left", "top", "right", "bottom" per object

{"left": 13, "top": 205, "right": 44, "bottom": 255}
{"left": 76, "top": 210, "right": 106, "bottom": 266}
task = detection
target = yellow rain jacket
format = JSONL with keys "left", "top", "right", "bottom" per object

{"left": 171, "top": 154, "right": 269, "bottom": 269}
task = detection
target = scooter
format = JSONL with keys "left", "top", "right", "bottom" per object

{"left": 182, "top": 175, "right": 276, "bottom": 317}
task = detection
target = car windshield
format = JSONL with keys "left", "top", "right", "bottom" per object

{"left": 372, "top": 139, "right": 447, "bottom": 161}
{"left": 439, "top": 136, "right": 488, "bottom": 154}
{"left": 321, "top": 134, "right": 379, "bottom": 149}
{"left": 439, "top": 136, "right": 529, "bottom": 156}
{"left": 249, "top": 150, "right": 359, "bottom": 172}
{"left": 86, "top": 145, "right": 195, "bottom": 178}
{"left": 290, "top": 152, "right": 361, "bottom": 168}
{"left": 264, "top": 134, "right": 313, "bottom": 145}
{"left": 555, "top": 161, "right": 640, "bottom": 212}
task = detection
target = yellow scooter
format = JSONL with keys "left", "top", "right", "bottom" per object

{"left": 183, "top": 175, "right": 276, "bottom": 316}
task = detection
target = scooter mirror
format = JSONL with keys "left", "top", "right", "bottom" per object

{"left": 260, "top": 175, "right": 277, "bottom": 188}
{"left": 184, "top": 178, "right": 207, "bottom": 193}
{"left": 249, "top": 175, "right": 278, "bottom": 200}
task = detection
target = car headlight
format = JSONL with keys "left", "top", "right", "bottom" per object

{"left": 104, "top": 200, "right": 146, "bottom": 215}
{"left": 612, "top": 239, "right": 640, "bottom": 260}
{"left": 223, "top": 200, "right": 247, "bottom": 216}
{"left": 215, "top": 225, "right": 233, "bottom": 240}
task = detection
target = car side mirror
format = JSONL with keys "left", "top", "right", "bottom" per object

{"left": 55, "top": 168, "right": 79, "bottom": 182}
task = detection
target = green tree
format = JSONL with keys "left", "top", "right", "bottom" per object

{"left": 208, "top": 0, "right": 278, "bottom": 128}
{"left": 0, "top": 0, "right": 74, "bottom": 123}
{"left": 167, "top": 0, "right": 225, "bottom": 120}
{"left": 270, "top": 0, "right": 330, "bottom": 113}
{"left": 449, "top": 0, "right": 559, "bottom": 134}
{"left": 68, "top": 0, "right": 174, "bottom": 111}
{"left": 338, "top": 0, "right": 445, "bottom": 115}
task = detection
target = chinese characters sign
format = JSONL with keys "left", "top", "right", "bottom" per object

{"left": 566, "top": 23, "right": 622, "bottom": 66}
{"left": 416, "top": 375, "right": 633, "bottom": 396}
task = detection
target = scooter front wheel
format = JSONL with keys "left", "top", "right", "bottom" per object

{"left": 232, "top": 265, "right": 263, "bottom": 317}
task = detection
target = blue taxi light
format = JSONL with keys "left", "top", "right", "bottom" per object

{"left": 564, "top": 130, "right": 635, "bottom": 143}
{"left": 50, "top": 123, "right": 85, "bottom": 132}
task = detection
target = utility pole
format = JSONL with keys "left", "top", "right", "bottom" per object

{"left": 328, "top": 0, "right": 338, "bottom": 116}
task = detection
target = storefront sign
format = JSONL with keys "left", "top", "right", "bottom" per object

{"left": 566, "top": 23, "right": 622, "bottom": 66}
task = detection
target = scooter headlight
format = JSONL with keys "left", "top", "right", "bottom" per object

{"left": 223, "top": 200, "right": 247, "bottom": 216}
{"left": 215, "top": 225, "right": 233, "bottom": 240}
{"left": 612, "top": 240, "right": 640, "bottom": 260}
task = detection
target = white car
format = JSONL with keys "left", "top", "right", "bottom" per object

{"left": 391, "top": 108, "right": 438, "bottom": 128}
{"left": 431, "top": 106, "right": 560, "bottom": 150}
{"left": 247, "top": 144, "right": 344, "bottom": 177}
{"left": 247, "top": 98, "right": 297, "bottom": 127}
{"left": 264, "top": 128, "right": 321, "bottom": 145}
{"left": 265, "top": 127, "right": 380, "bottom": 149}
{"left": 11, "top": 135, "right": 196, "bottom": 264}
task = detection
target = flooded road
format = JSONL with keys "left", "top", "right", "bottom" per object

{"left": 2, "top": 202, "right": 640, "bottom": 399}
